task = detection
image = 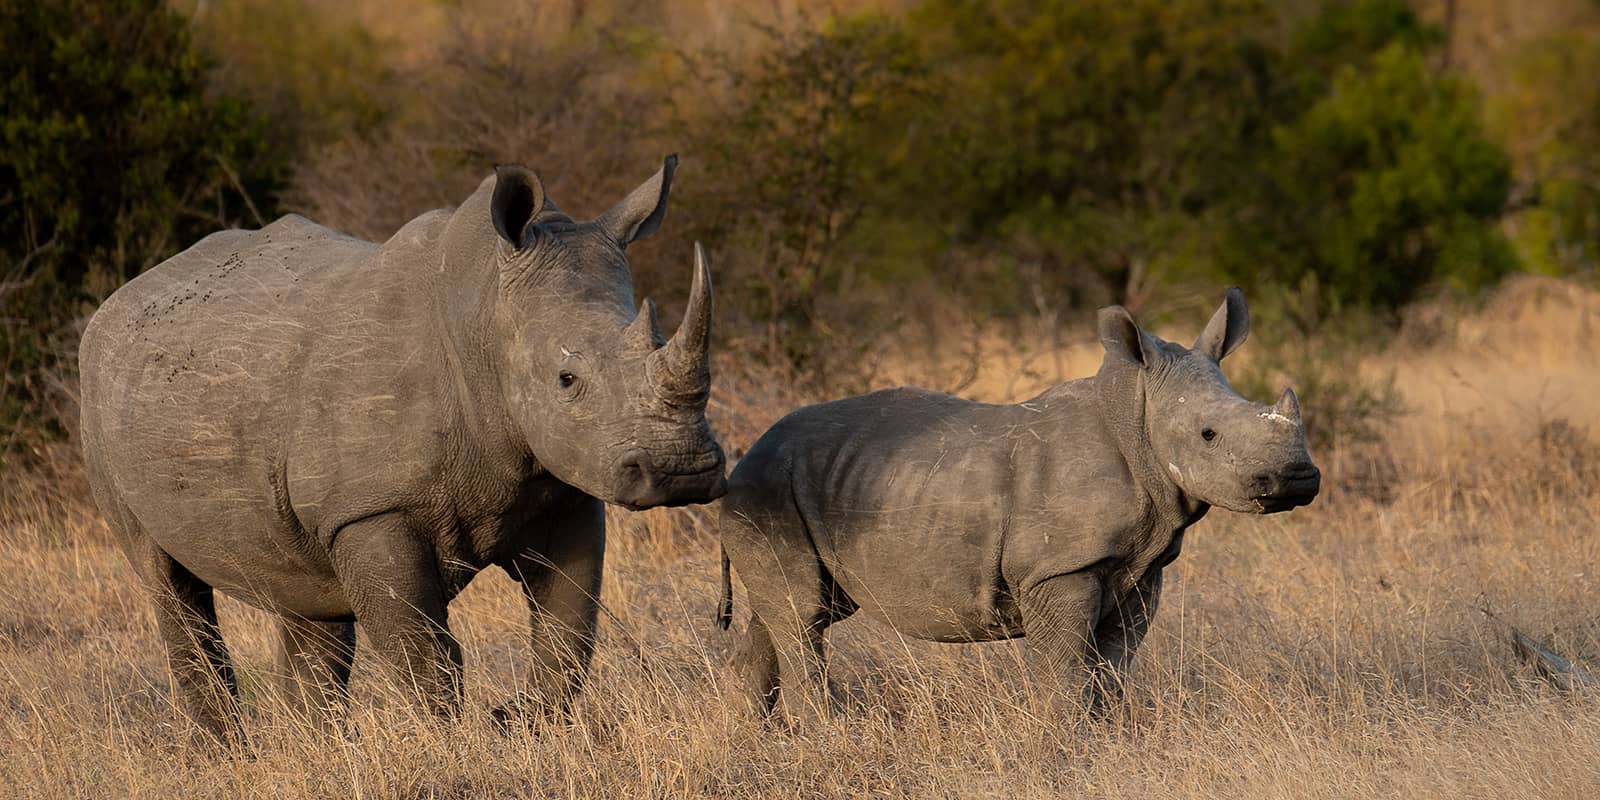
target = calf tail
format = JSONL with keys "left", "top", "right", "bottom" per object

{"left": 716, "top": 543, "right": 733, "bottom": 630}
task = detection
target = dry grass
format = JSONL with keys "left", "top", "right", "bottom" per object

{"left": 4, "top": 276, "right": 1599, "bottom": 798}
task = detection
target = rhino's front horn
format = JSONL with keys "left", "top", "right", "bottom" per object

{"left": 649, "top": 242, "right": 713, "bottom": 404}
{"left": 1273, "top": 387, "right": 1302, "bottom": 424}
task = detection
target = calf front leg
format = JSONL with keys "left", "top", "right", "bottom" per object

{"left": 1019, "top": 571, "right": 1104, "bottom": 715}
{"left": 496, "top": 499, "right": 605, "bottom": 726}
{"left": 331, "top": 514, "right": 461, "bottom": 717}
{"left": 1090, "top": 568, "right": 1163, "bottom": 707}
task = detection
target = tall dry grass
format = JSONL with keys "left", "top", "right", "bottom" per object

{"left": 2, "top": 276, "right": 1598, "bottom": 798}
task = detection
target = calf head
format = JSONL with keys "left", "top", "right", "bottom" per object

{"left": 1098, "top": 288, "right": 1319, "bottom": 514}
{"left": 484, "top": 156, "right": 726, "bottom": 509}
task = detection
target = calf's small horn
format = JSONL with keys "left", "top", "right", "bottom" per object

{"left": 1274, "top": 388, "right": 1301, "bottom": 423}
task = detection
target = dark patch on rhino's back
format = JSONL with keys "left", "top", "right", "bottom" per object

{"left": 95, "top": 216, "right": 378, "bottom": 341}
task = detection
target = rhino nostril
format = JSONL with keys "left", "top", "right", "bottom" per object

{"left": 1252, "top": 463, "right": 1320, "bottom": 502}
{"left": 615, "top": 450, "right": 652, "bottom": 485}
{"left": 1249, "top": 472, "right": 1274, "bottom": 495}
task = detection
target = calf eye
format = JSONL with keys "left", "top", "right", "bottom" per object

{"left": 1201, "top": 428, "right": 1217, "bottom": 442}
{"left": 558, "top": 371, "right": 577, "bottom": 389}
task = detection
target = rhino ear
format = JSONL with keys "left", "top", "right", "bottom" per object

{"left": 1194, "top": 287, "right": 1249, "bottom": 362}
{"left": 596, "top": 154, "right": 677, "bottom": 246}
{"left": 1098, "top": 305, "right": 1157, "bottom": 368}
{"left": 491, "top": 165, "right": 546, "bottom": 248}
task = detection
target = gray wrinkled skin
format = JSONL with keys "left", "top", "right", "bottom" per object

{"left": 717, "top": 289, "right": 1319, "bottom": 719}
{"left": 79, "top": 156, "right": 727, "bottom": 741}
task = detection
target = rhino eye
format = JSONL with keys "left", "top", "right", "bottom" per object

{"left": 1201, "top": 428, "right": 1217, "bottom": 442}
{"left": 558, "top": 371, "right": 577, "bottom": 389}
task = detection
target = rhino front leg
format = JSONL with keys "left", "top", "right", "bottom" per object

{"left": 1019, "top": 571, "right": 1105, "bottom": 715}
{"left": 331, "top": 514, "right": 462, "bottom": 717}
{"left": 496, "top": 499, "right": 605, "bottom": 726}
{"left": 277, "top": 616, "right": 356, "bottom": 723}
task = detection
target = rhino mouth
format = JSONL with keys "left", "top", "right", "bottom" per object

{"left": 610, "top": 448, "right": 728, "bottom": 510}
{"left": 1248, "top": 462, "right": 1320, "bottom": 513}
{"left": 1252, "top": 493, "right": 1314, "bottom": 513}
{"left": 1251, "top": 481, "right": 1320, "bottom": 513}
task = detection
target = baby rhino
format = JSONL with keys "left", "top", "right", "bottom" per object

{"left": 716, "top": 289, "right": 1319, "bottom": 717}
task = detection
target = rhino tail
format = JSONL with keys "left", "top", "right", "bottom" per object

{"left": 716, "top": 543, "right": 733, "bottom": 630}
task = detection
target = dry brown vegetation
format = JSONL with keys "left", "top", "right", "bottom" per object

{"left": 2, "top": 276, "right": 1597, "bottom": 798}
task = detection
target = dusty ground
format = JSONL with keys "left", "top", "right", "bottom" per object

{"left": 2, "top": 276, "right": 1597, "bottom": 798}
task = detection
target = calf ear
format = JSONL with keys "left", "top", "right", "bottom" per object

{"left": 491, "top": 165, "right": 545, "bottom": 248}
{"left": 1099, "top": 306, "right": 1157, "bottom": 368}
{"left": 597, "top": 154, "right": 677, "bottom": 246}
{"left": 1194, "top": 287, "right": 1249, "bottom": 362}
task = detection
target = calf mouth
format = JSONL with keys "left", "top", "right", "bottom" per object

{"left": 1251, "top": 482, "right": 1320, "bottom": 513}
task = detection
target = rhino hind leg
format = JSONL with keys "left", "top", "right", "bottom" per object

{"left": 277, "top": 616, "right": 356, "bottom": 724}
{"left": 86, "top": 442, "right": 241, "bottom": 744}
{"left": 129, "top": 536, "right": 242, "bottom": 746}
{"left": 771, "top": 608, "right": 833, "bottom": 724}
{"left": 741, "top": 587, "right": 831, "bottom": 723}
{"left": 733, "top": 614, "right": 781, "bottom": 714}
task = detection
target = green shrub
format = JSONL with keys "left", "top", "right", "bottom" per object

{"left": 1241, "top": 42, "right": 1515, "bottom": 312}
{"left": 0, "top": 0, "right": 287, "bottom": 462}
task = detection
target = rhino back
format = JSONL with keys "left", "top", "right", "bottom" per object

{"left": 736, "top": 384, "right": 1143, "bottom": 641}
{"left": 80, "top": 213, "right": 475, "bottom": 614}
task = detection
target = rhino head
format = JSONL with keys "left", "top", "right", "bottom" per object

{"left": 1098, "top": 288, "right": 1320, "bottom": 514}
{"left": 480, "top": 155, "right": 726, "bottom": 510}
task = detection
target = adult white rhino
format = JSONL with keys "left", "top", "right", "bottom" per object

{"left": 79, "top": 156, "right": 726, "bottom": 740}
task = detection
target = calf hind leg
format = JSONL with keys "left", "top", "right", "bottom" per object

{"left": 722, "top": 502, "right": 840, "bottom": 722}
{"left": 743, "top": 573, "right": 833, "bottom": 724}
{"left": 734, "top": 614, "right": 780, "bottom": 715}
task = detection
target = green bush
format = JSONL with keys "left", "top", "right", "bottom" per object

{"left": 1241, "top": 42, "right": 1515, "bottom": 312}
{"left": 1492, "top": 30, "right": 1600, "bottom": 277}
{"left": 673, "top": 13, "right": 926, "bottom": 387}
{"left": 892, "top": 0, "right": 1279, "bottom": 311}
{"left": 0, "top": 0, "right": 286, "bottom": 461}
{"left": 680, "top": 0, "right": 1517, "bottom": 371}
